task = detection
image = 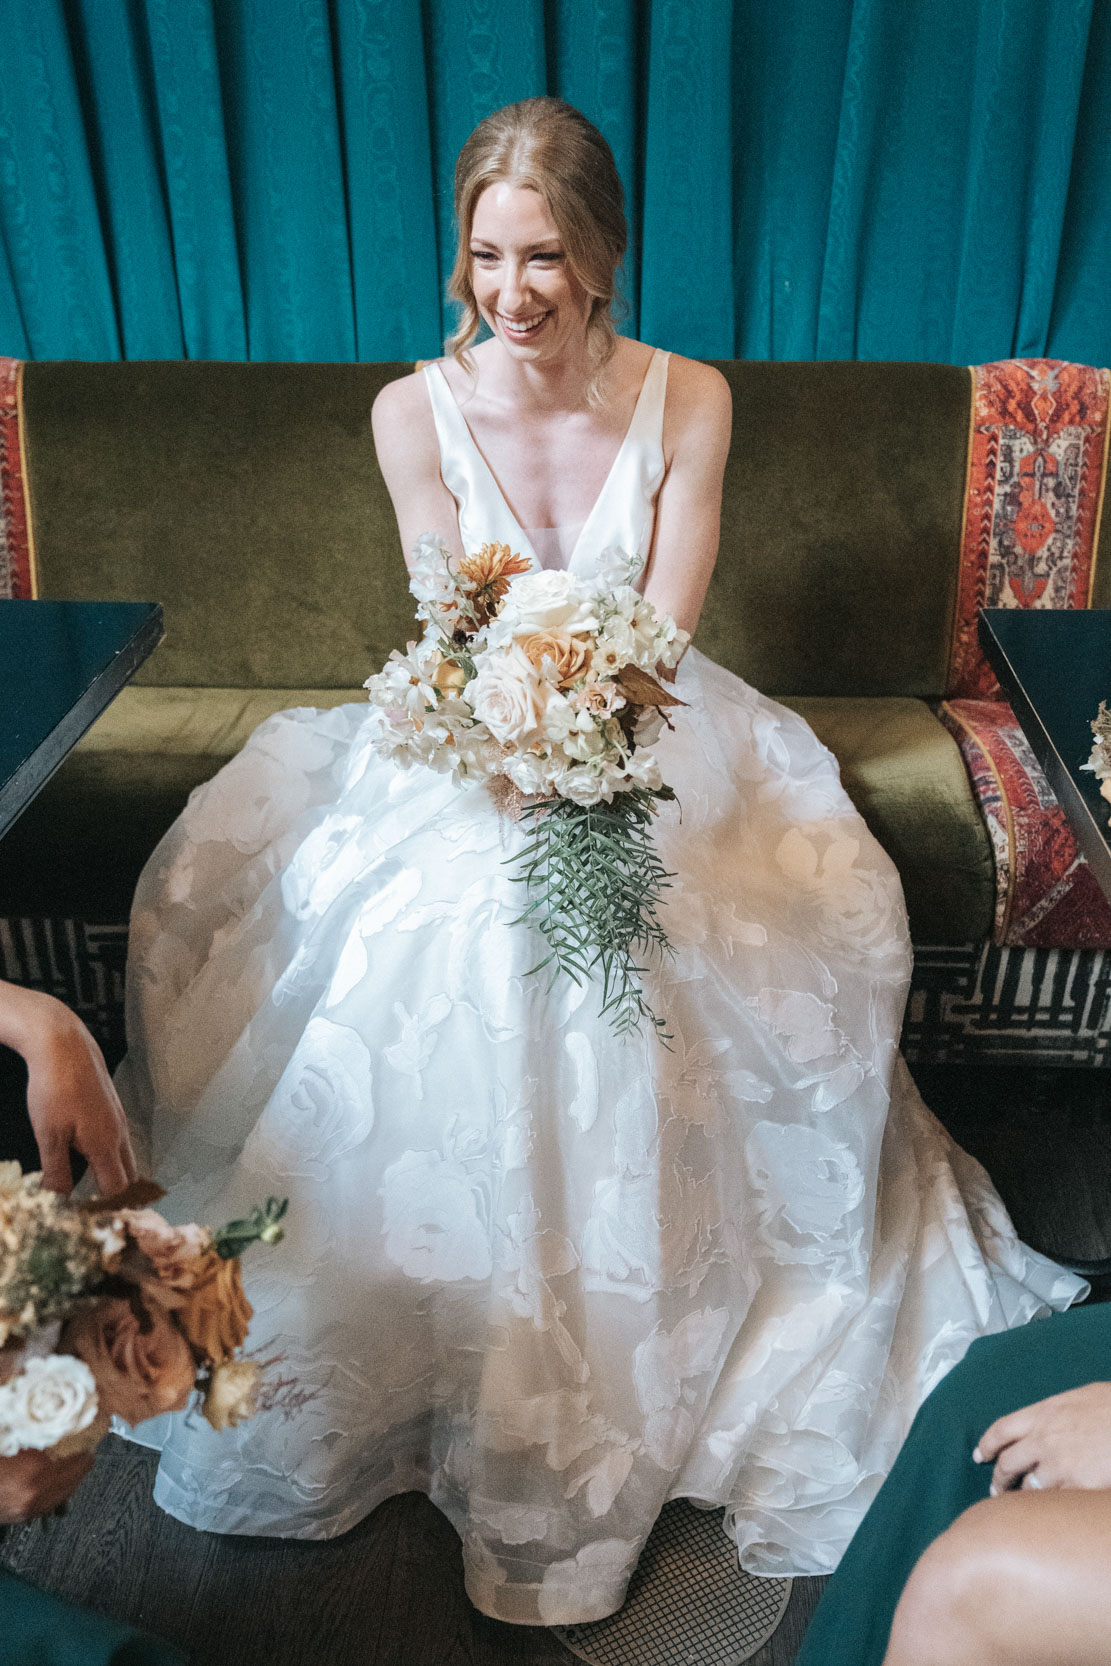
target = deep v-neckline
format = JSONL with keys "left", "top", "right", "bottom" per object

{"left": 430, "top": 349, "right": 661, "bottom": 571}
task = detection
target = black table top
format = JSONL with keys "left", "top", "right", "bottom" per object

{"left": 978, "top": 608, "right": 1111, "bottom": 900}
{"left": 0, "top": 600, "right": 163, "bottom": 840}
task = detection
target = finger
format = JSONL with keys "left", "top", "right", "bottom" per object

{"left": 37, "top": 1135, "right": 74, "bottom": 1196}
{"left": 992, "top": 1438, "right": 1039, "bottom": 1495}
{"left": 88, "top": 1142, "right": 129, "bottom": 1199}
{"left": 120, "top": 1131, "right": 139, "bottom": 1185}
{"left": 976, "top": 1407, "right": 1033, "bottom": 1463}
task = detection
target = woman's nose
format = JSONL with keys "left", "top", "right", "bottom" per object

{"left": 499, "top": 261, "right": 530, "bottom": 311}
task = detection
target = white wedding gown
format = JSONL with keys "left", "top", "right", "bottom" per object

{"left": 118, "top": 349, "right": 1083, "bottom": 1626}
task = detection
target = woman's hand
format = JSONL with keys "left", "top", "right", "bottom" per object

{"left": 0, "top": 983, "right": 138, "bottom": 1196}
{"left": 0, "top": 1448, "right": 94, "bottom": 1523}
{"left": 975, "top": 1381, "right": 1111, "bottom": 1494}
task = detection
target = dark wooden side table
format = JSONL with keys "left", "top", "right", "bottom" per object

{"left": 978, "top": 608, "right": 1111, "bottom": 903}
{"left": 979, "top": 607, "right": 1111, "bottom": 1287}
{"left": 0, "top": 599, "right": 163, "bottom": 1169}
{"left": 0, "top": 600, "right": 163, "bottom": 839}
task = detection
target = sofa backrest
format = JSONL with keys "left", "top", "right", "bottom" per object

{"left": 19, "top": 358, "right": 1110, "bottom": 696}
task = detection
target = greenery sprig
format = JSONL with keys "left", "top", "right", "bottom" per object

{"left": 510, "top": 788, "right": 677, "bottom": 1041}
{"left": 211, "top": 1197, "right": 289, "bottom": 1261}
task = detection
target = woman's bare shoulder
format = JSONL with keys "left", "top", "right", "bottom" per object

{"left": 653, "top": 350, "right": 731, "bottom": 464}
{"left": 372, "top": 364, "right": 432, "bottom": 428}
{"left": 662, "top": 351, "right": 731, "bottom": 412}
{"left": 371, "top": 366, "right": 440, "bottom": 482}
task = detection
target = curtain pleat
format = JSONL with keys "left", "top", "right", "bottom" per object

{"left": 0, "top": 0, "right": 1108, "bottom": 365}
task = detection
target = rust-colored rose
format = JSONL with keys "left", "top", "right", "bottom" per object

{"left": 519, "top": 630, "right": 590, "bottom": 687}
{"left": 63, "top": 1296, "right": 196, "bottom": 1427}
{"left": 162, "top": 1251, "right": 253, "bottom": 1366}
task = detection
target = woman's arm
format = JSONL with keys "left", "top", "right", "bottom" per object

{"left": 0, "top": 981, "right": 136, "bottom": 1195}
{"left": 641, "top": 358, "right": 732, "bottom": 640}
{"left": 371, "top": 371, "right": 464, "bottom": 568}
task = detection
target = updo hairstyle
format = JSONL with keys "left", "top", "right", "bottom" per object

{"left": 447, "top": 98, "right": 626, "bottom": 404}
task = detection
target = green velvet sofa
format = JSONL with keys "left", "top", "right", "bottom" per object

{"left": 1, "top": 357, "right": 1109, "bottom": 1063}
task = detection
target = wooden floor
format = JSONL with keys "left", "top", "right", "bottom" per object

{"left": 2, "top": 1061, "right": 1108, "bottom": 1665}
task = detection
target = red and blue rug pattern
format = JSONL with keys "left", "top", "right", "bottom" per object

{"left": 0, "top": 357, "right": 34, "bottom": 599}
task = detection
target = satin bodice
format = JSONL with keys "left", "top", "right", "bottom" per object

{"left": 423, "top": 348, "right": 669, "bottom": 581}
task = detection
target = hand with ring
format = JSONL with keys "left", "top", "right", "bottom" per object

{"left": 973, "top": 1382, "right": 1111, "bottom": 1495}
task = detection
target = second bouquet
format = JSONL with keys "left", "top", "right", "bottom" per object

{"left": 364, "top": 539, "right": 689, "bottom": 1036}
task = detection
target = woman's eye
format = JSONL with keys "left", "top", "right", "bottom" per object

{"left": 471, "top": 250, "right": 496, "bottom": 262}
{"left": 532, "top": 252, "right": 563, "bottom": 263}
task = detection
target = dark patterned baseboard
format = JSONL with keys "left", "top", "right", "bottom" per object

{"left": 0, "top": 918, "right": 129, "bottom": 1068}
{"left": 903, "top": 943, "right": 1111, "bottom": 1066}
{"left": 2, "top": 921, "right": 1110, "bottom": 1073}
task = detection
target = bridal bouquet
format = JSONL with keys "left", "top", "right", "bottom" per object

{"left": 365, "top": 537, "right": 689, "bottom": 1035}
{"left": 1082, "top": 702, "right": 1111, "bottom": 805}
{"left": 0, "top": 1166, "right": 287, "bottom": 1459}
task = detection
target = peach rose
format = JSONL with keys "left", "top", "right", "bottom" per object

{"left": 119, "top": 1209, "right": 212, "bottom": 1287}
{"left": 63, "top": 1297, "right": 196, "bottom": 1427}
{"left": 519, "top": 630, "right": 590, "bottom": 688}
{"left": 433, "top": 654, "right": 468, "bottom": 694}
{"left": 201, "top": 1359, "right": 261, "bottom": 1431}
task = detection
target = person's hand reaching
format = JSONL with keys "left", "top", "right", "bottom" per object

{"left": 0, "top": 982, "right": 138, "bottom": 1196}
{"left": 975, "top": 1381, "right": 1111, "bottom": 1495}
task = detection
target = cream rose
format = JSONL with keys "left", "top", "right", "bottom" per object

{"left": 468, "top": 646, "right": 550, "bottom": 746}
{"left": 63, "top": 1296, "right": 197, "bottom": 1427}
{"left": 0, "top": 1353, "right": 102, "bottom": 1457}
{"left": 494, "top": 570, "right": 600, "bottom": 635}
{"left": 201, "top": 1358, "right": 261, "bottom": 1432}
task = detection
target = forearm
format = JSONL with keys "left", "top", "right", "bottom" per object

{"left": 0, "top": 981, "right": 75, "bottom": 1062}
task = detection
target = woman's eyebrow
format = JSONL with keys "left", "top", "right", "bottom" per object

{"left": 469, "top": 238, "right": 562, "bottom": 251}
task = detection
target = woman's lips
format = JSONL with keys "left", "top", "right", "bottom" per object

{"left": 499, "top": 310, "right": 551, "bottom": 340}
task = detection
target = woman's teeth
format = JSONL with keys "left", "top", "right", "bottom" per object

{"left": 501, "top": 311, "right": 550, "bottom": 338}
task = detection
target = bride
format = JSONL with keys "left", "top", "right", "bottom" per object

{"left": 95, "top": 99, "right": 1080, "bottom": 1627}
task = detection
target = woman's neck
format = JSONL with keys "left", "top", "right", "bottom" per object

{"left": 478, "top": 335, "right": 597, "bottom": 415}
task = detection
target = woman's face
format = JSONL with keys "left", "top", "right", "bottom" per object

{"left": 469, "top": 182, "right": 591, "bottom": 364}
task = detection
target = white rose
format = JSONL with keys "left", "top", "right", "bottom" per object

{"left": 0, "top": 1354, "right": 101, "bottom": 1457}
{"left": 494, "top": 570, "right": 600, "bottom": 635}
{"left": 502, "top": 752, "right": 556, "bottom": 795}
{"left": 468, "top": 645, "right": 550, "bottom": 746}
{"left": 553, "top": 763, "right": 610, "bottom": 806}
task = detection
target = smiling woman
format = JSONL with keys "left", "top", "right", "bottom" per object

{"left": 99, "top": 95, "right": 1086, "bottom": 1632}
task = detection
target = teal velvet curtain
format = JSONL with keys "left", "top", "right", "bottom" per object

{"left": 0, "top": 0, "right": 1108, "bottom": 365}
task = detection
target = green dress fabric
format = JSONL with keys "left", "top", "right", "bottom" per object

{"left": 0, "top": 1568, "right": 185, "bottom": 1665}
{"left": 795, "top": 1300, "right": 1111, "bottom": 1666}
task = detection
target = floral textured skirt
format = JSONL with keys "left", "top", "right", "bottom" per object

{"left": 117, "top": 645, "right": 1082, "bottom": 1626}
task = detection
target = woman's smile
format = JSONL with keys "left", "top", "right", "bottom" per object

{"left": 498, "top": 308, "right": 552, "bottom": 341}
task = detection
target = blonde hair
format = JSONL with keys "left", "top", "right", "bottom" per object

{"left": 447, "top": 98, "right": 626, "bottom": 406}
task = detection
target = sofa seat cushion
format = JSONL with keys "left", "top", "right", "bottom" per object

{"left": 0, "top": 687, "right": 362, "bottom": 917}
{"left": 781, "top": 696, "right": 994, "bottom": 944}
{"left": 0, "top": 688, "right": 994, "bottom": 943}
